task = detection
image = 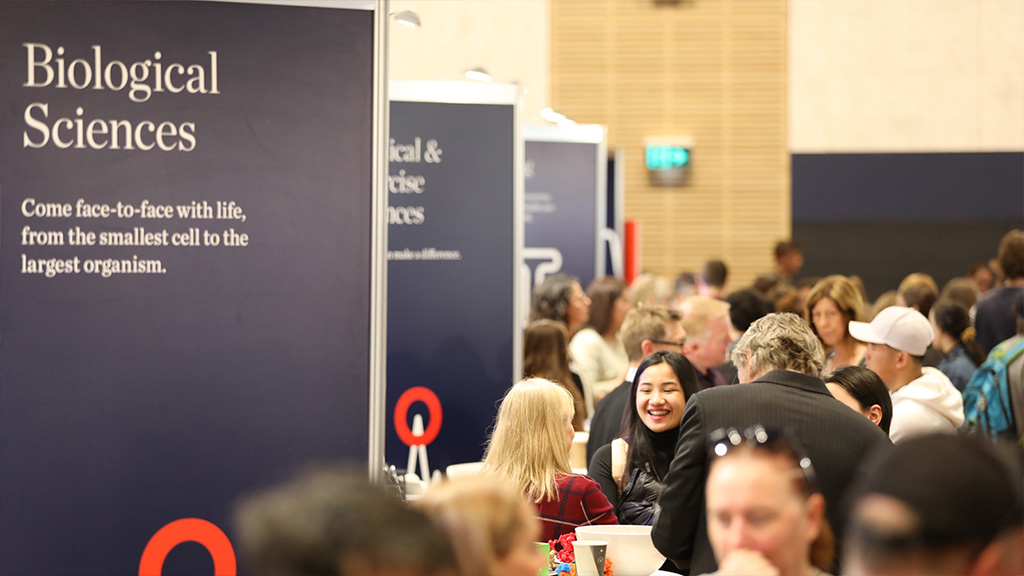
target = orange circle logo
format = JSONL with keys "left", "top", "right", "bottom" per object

{"left": 139, "top": 518, "right": 236, "bottom": 576}
{"left": 394, "top": 386, "right": 443, "bottom": 446}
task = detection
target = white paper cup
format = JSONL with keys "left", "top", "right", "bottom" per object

{"left": 573, "top": 540, "right": 607, "bottom": 576}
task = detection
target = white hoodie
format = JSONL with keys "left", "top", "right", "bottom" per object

{"left": 889, "top": 367, "right": 965, "bottom": 443}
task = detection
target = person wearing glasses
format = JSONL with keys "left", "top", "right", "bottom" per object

{"left": 587, "top": 350, "right": 699, "bottom": 525}
{"left": 529, "top": 274, "right": 594, "bottom": 416}
{"left": 585, "top": 305, "right": 687, "bottom": 463}
{"left": 652, "top": 313, "right": 890, "bottom": 575}
{"left": 529, "top": 274, "right": 591, "bottom": 338}
{"left": 703, "top": 426, "right": 832, "bottom": 576}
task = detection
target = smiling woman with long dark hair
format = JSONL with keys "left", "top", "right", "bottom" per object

{"left": 587, "top": 350, "right": 698, "bottom": 525}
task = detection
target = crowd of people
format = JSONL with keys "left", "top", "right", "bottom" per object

{"left": 231, "top": 230, "right": 1024, "bottom": 576}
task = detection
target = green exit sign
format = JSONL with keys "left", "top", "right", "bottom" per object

{"left": 645, "top": 145, "right": 690, "bottom": 171}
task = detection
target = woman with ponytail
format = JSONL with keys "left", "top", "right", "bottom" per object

{"left": 929, "top": 299, "right": 986, "bottom": 391}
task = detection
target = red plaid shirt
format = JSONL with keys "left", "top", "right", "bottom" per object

{"left": 535, "top": 474, "right": 617, "bottom": 541}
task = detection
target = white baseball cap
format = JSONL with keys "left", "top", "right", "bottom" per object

{"left": 848, "top": 306, "right": 933, "bottom": 357}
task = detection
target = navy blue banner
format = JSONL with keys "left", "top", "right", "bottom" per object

{"left": 387, "top": 86, "right": 520, "bottom": 475}
{"left": 524, "top": 127, "right": 604, "bottom": 289}
{"left": 0, "top": 2, "right": 378, "bottom": 575}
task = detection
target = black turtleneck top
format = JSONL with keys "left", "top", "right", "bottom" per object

{"left": 645, "top": 425, "right": 679, "bottom": 481}
{"left": 586, "top": 424, "right": 680, "bottom": 511}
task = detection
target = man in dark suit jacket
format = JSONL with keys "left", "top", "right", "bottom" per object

{"left": 652, "top": 312, "right": 891, "bottom": 575}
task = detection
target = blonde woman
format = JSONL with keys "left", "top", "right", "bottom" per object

{"left": 417, "top": 475, "right": 547, "bottom": 576}
{"left": 483, "top": 378, "right": 617, "bottom": 540}
{"left": 805, "top": 275, "right": 867, "bottom": 373}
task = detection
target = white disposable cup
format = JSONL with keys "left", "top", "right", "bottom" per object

{"left": 573, "top": 540, "right": 608, "bottom": 576}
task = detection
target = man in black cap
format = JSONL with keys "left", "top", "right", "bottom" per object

{"left": 844, "top": 434, "right": 1024, "bottom": 576}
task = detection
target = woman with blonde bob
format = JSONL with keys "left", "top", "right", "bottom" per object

{"left": 417, "top": 475, "right": 547, "bottom": 576}
{"left": 805, "top": 275, "right": 867, "bottom": 373}
{"left": 483, "top": 378, "right": 617, "bottom": 541}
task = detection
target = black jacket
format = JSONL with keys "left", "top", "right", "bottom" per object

{"left": 651, "top": 369, "right": 891, "bottom": 574}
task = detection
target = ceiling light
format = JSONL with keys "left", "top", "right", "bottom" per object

{"left": 391, "top": 10, "right": 421, "bottom": 28}
{"left": 464, "top": 67, "right": 492, "bottom": 82}
{"left": 541, "top": 107, "right": 576, "bottom": 126}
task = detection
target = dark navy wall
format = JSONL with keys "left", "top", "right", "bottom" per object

{"left": 792, "top": 153, "right": 1024, "bottom": 299}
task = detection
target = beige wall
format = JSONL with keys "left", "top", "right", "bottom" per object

{"left": 387, "top": 0, "right": 550, "bottom": 123}
{"left": 790, "top": 0, "right": 1024, "bottom": 153}
{"left": 550, "top": 0, "right": 790, "bottom": 289}
{"left": 386, "top": 0, "right": 1024, "bottom": 288}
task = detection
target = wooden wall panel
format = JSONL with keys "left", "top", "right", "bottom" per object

{"left": 551, "top": 0, "right": 789, "bottom": 289}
